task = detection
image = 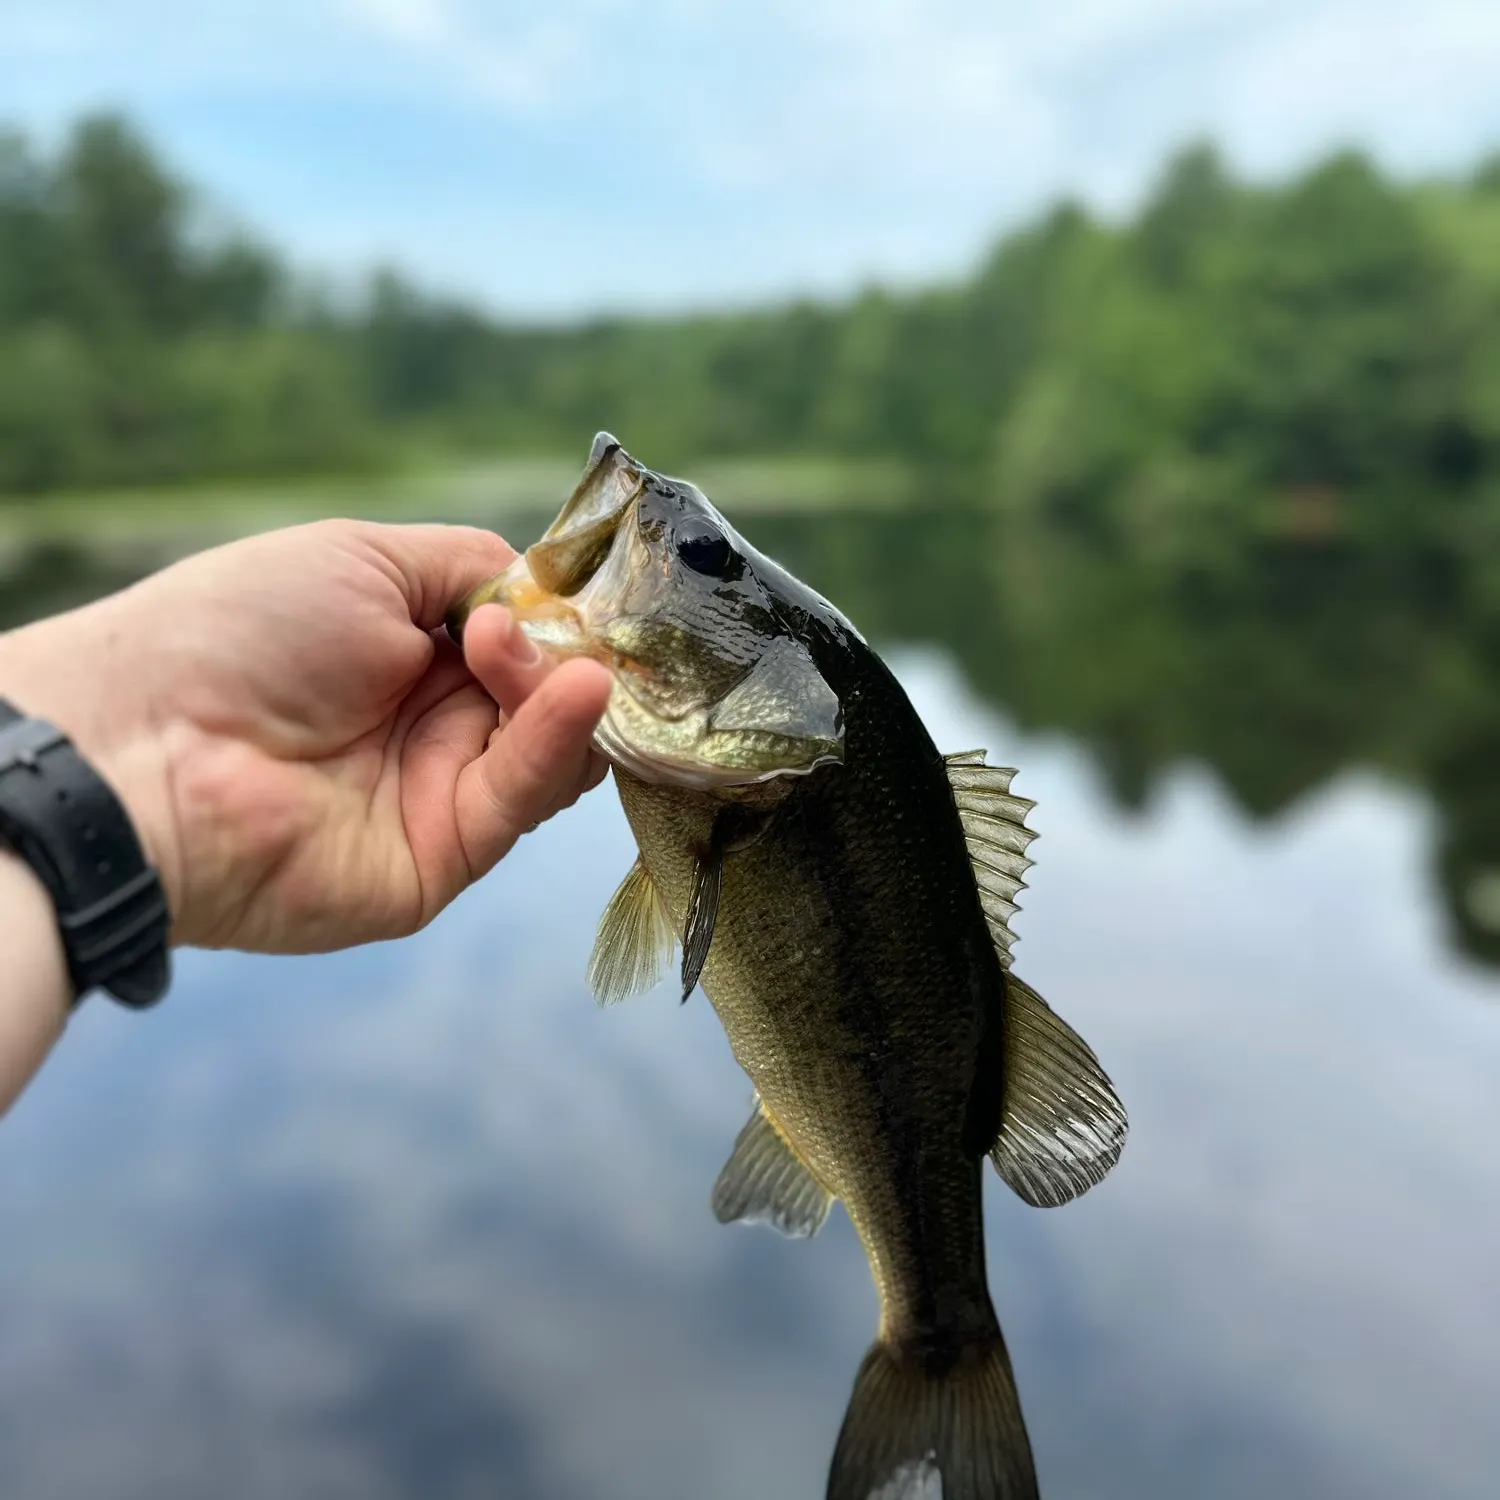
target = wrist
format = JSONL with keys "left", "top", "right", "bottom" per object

{"left": 0, "top": 607, "right": 184, "bottom": 940}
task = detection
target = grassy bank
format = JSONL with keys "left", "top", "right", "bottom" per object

{"left": 0, "top": 453, "right": 917, "bottom": 560}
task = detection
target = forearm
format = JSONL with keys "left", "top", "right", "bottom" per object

{"left": 0, "top": 848, "right": 70, "bottom": 1115}
{"left": 0, "top": 608, "right": 169, "bottom": 1113}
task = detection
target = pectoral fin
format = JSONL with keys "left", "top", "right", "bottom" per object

{"left": 587, "top": 858, "right": 675, "bottom": 1006}
{"left": 680, "top": 803, "right": 768, "bottom": 1002}
{"left": 712, "top": 1101, "right": 833, "bottom": 1238}
{"left": 681, "top": 841, "right": 723, "bottom": 1002}
{"left": 989, "top": 973, "right": 1128, "bottom": 1207}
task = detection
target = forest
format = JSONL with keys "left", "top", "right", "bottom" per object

{"left": 6, "top": 111, "right": 1500, "bottom": 531}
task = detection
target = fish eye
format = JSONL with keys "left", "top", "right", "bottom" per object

{"left": 675, "top": 520, "right": 735, "bottom": 577}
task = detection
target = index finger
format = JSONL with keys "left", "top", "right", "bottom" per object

{"left": 355, "top": 522, "right": 518, "bottom": 633}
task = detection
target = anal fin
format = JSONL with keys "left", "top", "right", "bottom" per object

{"left": 712, "top": 1101, "right": 834, "bottom": 1238}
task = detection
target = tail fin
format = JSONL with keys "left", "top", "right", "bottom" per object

{"left": 827, "top": 1335, "right": 1039, "bottom": 1500}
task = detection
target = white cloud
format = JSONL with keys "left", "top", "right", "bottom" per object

{"left": 3, "top": 0, "right": 1500, "bottom": 310}
{"left": 333, "top": 0, "right": 591, "bottom": 113}
{"left": 340, "top": 0, "right": 452, "bottom": 47}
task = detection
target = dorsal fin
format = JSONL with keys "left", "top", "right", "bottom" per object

{"left": 947, "top": 751, "right": 1128, "bottom": 1205}
{"left": 945, "top": 753, "right": 1037, "bottom": 967}
{"left": 990, "top": 973, "right": 1128, "bottom": 1207}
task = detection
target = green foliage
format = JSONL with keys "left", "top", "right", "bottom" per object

{"left": 4, "top": 110, "right": 1500, "bottom": 515}
{"left": 0, "top": 113, "right": 372, "bottom": 493}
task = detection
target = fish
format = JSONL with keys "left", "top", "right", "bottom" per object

{"left": 448, "top": 434, "right": 1128, "bottom": 1500}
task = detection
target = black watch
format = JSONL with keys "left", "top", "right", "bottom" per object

{"left": 0, "top": 700, "right": 171, "bottom": 1008}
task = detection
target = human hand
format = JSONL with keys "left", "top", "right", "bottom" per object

{"left": 0, "top": 520, "right": 613, "bottom": 953}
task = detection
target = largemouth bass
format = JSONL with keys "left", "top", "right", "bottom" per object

{"left": 449, "top": 436, "right": 1128, "bottom": 1500}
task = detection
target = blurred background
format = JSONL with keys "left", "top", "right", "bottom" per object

{"left": 2, "top": 3, "right": 1500, "bottom": 1497}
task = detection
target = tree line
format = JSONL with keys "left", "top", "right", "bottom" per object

{"left": 4, "top": 112, "right": 1500, "bottom": 515}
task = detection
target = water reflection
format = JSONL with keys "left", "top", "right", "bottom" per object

{"left": 751, "top": 507, "right": 1500, "bottom": 975}
{"left": 0, "top": 537, "right": 155, "bottom": 631}
{"left": 0, "top": 506, "right": 1498, "bottom": 1500}
{"left": 6, "top": 503, "right": 1500, "bottom": 972}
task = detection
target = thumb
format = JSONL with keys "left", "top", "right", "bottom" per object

{"left": 453, "top": 608, "right": 612, "bottom": 879}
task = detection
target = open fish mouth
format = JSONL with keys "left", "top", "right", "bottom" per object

{"left": 445, "top": 433, "right": 640, "bottom": 648}
{"left": 446, "top": 433, "right": 844, "bottom": 791}
{"left": 523, "top": 434, "right": 645, "bottom": 598}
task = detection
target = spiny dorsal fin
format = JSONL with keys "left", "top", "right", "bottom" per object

{"left": 711, "top": 1100, "right": 834, "bottom": 1238}
{"left": 945, "top": 753, "right": 1037, "bottom": 967}
{"left": 587, "top": 858, "right": 675, "bottom": 1006}
{"left": 990, "top": 973, "right": 1128, "bottom": 1207}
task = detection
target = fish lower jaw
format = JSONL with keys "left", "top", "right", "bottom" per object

{"left": 593, "top": 708, "right": 733, "bottom": 790}
{"left": 450, "top": 560, "right": 590, "bottom": 650}
{"left": 593, "top": 706, "right": 836, "bottom": 791}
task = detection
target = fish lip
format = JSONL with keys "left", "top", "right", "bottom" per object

{"left": 445, "top": 460, "right": 641, "bottom": 645}
{"left": 541, "top": 433, "right": 643, "bottom": 544}
{"left": 513, "top": 441, "right": 647, "bottom": 600}
{"left": 445, "top": 552, "right": 591, "bottom": 650}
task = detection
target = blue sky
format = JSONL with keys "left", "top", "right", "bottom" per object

{"left": 4, "top": 0, "right": 1500, "bottom": 318}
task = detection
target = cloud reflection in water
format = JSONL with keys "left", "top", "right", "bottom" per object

{"left": 1, "top": 650, "right": 1496, "bottom": 1500}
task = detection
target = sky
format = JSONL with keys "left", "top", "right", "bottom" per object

{"left": 4, "top": 1, "right": 1500, "bottom": 318}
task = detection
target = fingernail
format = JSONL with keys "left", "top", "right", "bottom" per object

{"left": 506, "top": 620, "right": 541, "bottom": 667}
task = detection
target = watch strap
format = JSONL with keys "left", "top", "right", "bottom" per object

{"left": 0, "top": 700, "right": 171, "bottom": 1008}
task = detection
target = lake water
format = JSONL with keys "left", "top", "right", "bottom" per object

{"left": 0, "top": 505, "right": 1497, "bottom": 1499}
